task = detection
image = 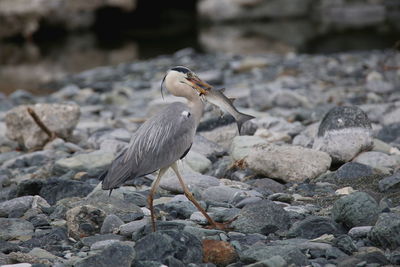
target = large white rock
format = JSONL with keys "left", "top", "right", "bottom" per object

{"left": 246, "top": 144, "right": 331, "bottom": 183}
{"left": 230, "top": 135, "right": 267, "bottom": 161}
{"left": 313, "top": 106, "right": 373, "bottom": 163}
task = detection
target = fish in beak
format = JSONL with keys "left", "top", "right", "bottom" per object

{"left": 185, "top": 74, "right": 212, "bottom": 95}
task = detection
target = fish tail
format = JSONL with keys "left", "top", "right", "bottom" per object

{"left": 237, "top": 113, "right": 255, "bottom": 135}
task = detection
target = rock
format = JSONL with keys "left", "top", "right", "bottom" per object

{"left": 5, "top": 103, "right": 80, "bottom": 150}
{"left": 198, "top": 0, "right": 312, "bottom": 22}
{"left": 250, "top": 88, "right": 311, "bottom": 110}
{"left": 251, "top": 116, "right": 304, "bottom": 137}
{"left": 75, "top": 242, "right": 135, "bottom": 267}
{"left": 378, "top": 171, "right": 400, "bottom": 192}
{"left": 66, "top": 205, "right": 106, "bottom": 240}
{"left": 246, "top": 144, "right": 331, "bottom": 182}
{"left": 39, "top": 178, "right": 94, "bottom": 205}
{"left": 240, "top": 244, "right": 308, "bottom": 265}
{"left": 90, "top": 239, "right": 120, "bottom": 250}
{"left": 0, "top": 240, "right": 20, "bottom": 253}
{"left": 84, "top": 188, "right": 144, "bottom": 222}
{"left": 191, "top": 135, "right": 226, "bottom": 161}
{"left": 333, "top": 234, "right": 357, "bottom": 254}
{"left": 337, "top": 247, "right": 389, "bottom": 267}
{"left": 353, "top": 151, "right": 399, "bottom": 170}
{"left": 119, "top": 218, "right": 148, "bottom": 237}
{"left": 160, "top": 173, "right": 219, "bottom": 194}
{"left": 163, "top": 200, "right": 197, "bottom": 219}
{"left": 369, "top": 212, "right": 400, "bottom": 249}
{"left": 332, "top": 192, "right": 379, "bottom": 229}
{"left": 134, "top": 230, "right": 202, "bottom": 264}
{"left": 287, "top": 216, "right": 344, "bottom": 239}
{"left": 0, "top": 218, "right": 34, "bottom": 240}
{"left": 348, "top": 226, "right": 372, "bottom": 239}
{"left": 199, "top": 124, "right": 238, "bottom": 150}
{"left": 20, "top": 227, "right": 69, "bottom": 252}
{"left": 230, "top": 135, "right": 267, "bottom": 161}
{"left": 335, "top": 162, "right": 374, "bottom": 181}
{"left": 183, "top": 225, "right": 223, "bottom": 240}
{"left": 184, "top": 150, "right": 212, "bottom": 173}
{"left": 81, "top": 233, "right": 123, "bottom": 247}
{"left": 377, "top": 122, "right": 400, "bottom": 144}
{"left": 100, "top": 214, "right": 124, "bottom": 234}
{"left": 202, "top": 240, "right": 237, "bottom": 266}
{"left": 2, "top": 150, "right": 64, "bottom": 169}
{"left": 0, "top": 0, "right": 135, "bottom": 39}
{"left": 53, "top": 151, "right": 114, "bottom": 176}
{"left": 335, "top": 186, "right": 356, "bottom": 195}
{"left": 201, "top": 185, "right": 243, "bottom": 203}
{"left": 245, "top": 255, "right": 287, "bottom": 267}
{"left": 0, "top": 195, "right": 50, "bottom": 217}
{"left": 366, "top": 71, "right": 394, "bottom": 93}
{"left": 231, "top": 200, "right": 290, "bottom": 234}
{"left": 87, "top": 128, "right": 131, "bottom": 149}
{"left": 248, "top": 178, "right": 286, "bottom": 196}
{"left": 28, "top": 247, "right": 60, "bottom": 261}
{"left": 313, "top": 106, "right": 373, "bottom": 163}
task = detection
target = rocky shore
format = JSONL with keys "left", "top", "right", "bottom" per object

{"left": 0, "top": 48, "right": 400, "bottom": 266}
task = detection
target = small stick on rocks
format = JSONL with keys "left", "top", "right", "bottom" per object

{"left": 27, "top": 107, "right": 57, "bottom": 141}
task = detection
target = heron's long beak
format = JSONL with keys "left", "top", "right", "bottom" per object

{"left": 186, "top": 76, "right": 212, "bottom": 95}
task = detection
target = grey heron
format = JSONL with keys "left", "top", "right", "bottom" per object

{"left": 100, "top": 66, "right": 230, "bottom": 231}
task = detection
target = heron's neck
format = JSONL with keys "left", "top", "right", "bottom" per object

{"left": 187, "top": 97, "right": 204, "bottom": 127}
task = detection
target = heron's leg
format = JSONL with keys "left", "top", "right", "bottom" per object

{"left": 171, "top": 162, "right": 218, "bottom": 228}
{"left": 148, "top": 167, "right": 168, "bottom": 232}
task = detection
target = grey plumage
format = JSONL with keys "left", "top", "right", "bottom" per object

{"left": 101, "top": 102, "right": 195, "bottom": 190}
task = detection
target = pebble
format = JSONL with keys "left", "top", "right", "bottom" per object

{"left": 74, "top": 242, "right": 135, "bottom": 267}
{"left": 134, "top": 230, "right": 202, "bottom": 265}
{"left": 160, "top": 172, "right": 219, "bottom": 194}
{"left": 287, "top": 216, "right": 344, "bottom": 239}
{"left": 369, "top": 212, "right": 400, "bottom": 249}
{"left": 0, "top": 50, "right": 399, "bottom": 267}
{"left": 0, "top": 218, "right": 34, "bottom": 240}
{"left": 353, "top": 151, "right": 399, "bottom": 170}
{"left": 100, "top": 214, "right": 124, "bottom": 234}
{"left": 66, "top": 205, "right": 106, "bottom": 240}
{"left": 231, "top": 199, "right": 290, "bottom": 234}
{"left": 332, "top": 192, "right": 379, "bottom": 228}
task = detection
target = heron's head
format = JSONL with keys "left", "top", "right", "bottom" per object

{"left": 161, "top": 66, "right": 212, "bottom": 100}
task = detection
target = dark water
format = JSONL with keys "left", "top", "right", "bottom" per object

{"left": 0, "top": 5, "right": 399, "bottom": 95}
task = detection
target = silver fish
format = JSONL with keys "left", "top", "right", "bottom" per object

{"left": 202, "top": 88, "right": 255, "bottom": 134}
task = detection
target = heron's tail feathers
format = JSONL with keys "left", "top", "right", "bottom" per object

{"left": 99, "top": 149, "right": 132, "bottom": 191}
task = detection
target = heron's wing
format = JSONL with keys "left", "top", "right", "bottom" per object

{"left": 101, "top": 103, "right": 195, "bottom": 190}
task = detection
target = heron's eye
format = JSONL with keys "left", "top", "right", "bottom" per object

{"left": 187, "top": 72, "right": 194, "bottom": 78}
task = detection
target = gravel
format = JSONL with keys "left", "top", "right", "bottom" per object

{"left": 1, "top": 49, "right": 399, "bottom": 266}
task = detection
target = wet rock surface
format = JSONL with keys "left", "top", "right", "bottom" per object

{"left": 0, "top": 49, "right": 400, "bottom": 266}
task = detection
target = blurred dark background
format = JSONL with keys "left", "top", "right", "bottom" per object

{"left": 0, "top": 0, "right": 399, "bottom": 94}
